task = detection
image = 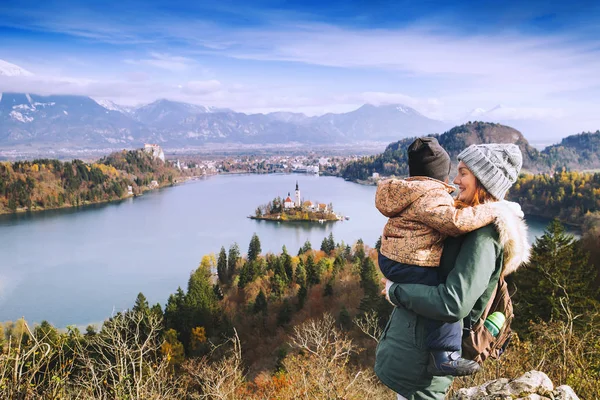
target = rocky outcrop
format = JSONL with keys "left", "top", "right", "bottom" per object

{"left": 451, "top": 371, "right": 579, "bottom": 400}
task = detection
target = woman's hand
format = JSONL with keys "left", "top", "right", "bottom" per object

{"left": 381, "top": 278, "right": 395, "bottom": 306}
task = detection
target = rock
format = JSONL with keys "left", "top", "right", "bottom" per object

{"left": 516, "top": 394, "right": 551, "bottom": 400}
{"left": 453, "top": 378, "right": 509, "bottom": 400}
{"left": 450, "top": 371, "right": 578, "bottom": 400}
{"left": 554, "top": 385, "right": 580, "bottom": 400}
{"left": 506, "top": 371, "right": 554, "bottom": 397}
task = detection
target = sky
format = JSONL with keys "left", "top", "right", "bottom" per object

{"left": 0, "top": 0, "right": 599, "bottom": 139}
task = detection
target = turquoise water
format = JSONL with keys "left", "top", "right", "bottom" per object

{"left": 0, "top": 174, "right": 571, "bottom": 327}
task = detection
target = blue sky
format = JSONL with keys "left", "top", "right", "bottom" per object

{"left": 0, "top": 0, "right": 599, "bottom": 138}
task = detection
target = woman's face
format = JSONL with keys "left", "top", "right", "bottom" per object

{"left": 453, "top": 161, "right": 478, "bottom": 204}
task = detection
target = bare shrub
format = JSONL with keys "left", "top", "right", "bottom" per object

{"left": 279, "top": 313, "right": 390, "bottom": 399}
{"left": 0, "top": 319, "right": 77, "bottom": 399}
{"left": 73, "top": 310, "right": 179, "bottom": 400}
{"left": 181, "top": 328, "right": 245, "bottom": 399}
{"left": 353, "top": 310, "right": 382, "bottom": 343}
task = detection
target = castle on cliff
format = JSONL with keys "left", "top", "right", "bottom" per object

{"left": 143, "top": 144, "right": 165, "bottom": 162}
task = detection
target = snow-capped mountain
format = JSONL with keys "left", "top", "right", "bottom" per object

{"left": 94, "top": 99, "right": 135, "bottom": 114}
{"left": 0, "top": 93, "right": 147, "bottom": 145}
{"left": 0, "top": 92, "right": 450, "bottom": 147}
{"left": 265, "top": 111, "right": 310, "bottom": 124}
{"left": 133, "top": 99, "right": 228, "bottom": 128}
{"left": 467, "top": 108, "right": 487, "bottom": 118}
{"left": 0, "top": 60, "right": 33, "bottom": 77}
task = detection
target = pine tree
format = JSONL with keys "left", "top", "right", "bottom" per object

{"left": 129, "top": 292, "right": 156, "bottom": 343}
{"left": 320, "top": 237, "right": 330, "bottom": 253}
{"left": 298, "top": 239, "right": 312, "bottom": 256}
{"left": 164, "top": 287, "right": 186, "bottom": 332}
{"left": 277, "top": 299, "right": 293, "bottom": 326}
{"left": 33, "top": 321, "right": 59, "bottom": 345}
{"left": 253, "top": 289, "right": 268, "bottom": 315}
{"left": 359, "top": 256, "right": 390, "bottom": 317}
{"left": 327, "top": 232, "right": 335, "bottom": 253}
{"left": 343, "top": 244, "right": 352, "bottom": 260}
{"left": 248, "top": 233, "right": 262, "bottom": 262}
{"left": 270, "top": 274, "right": 285, "bottom": 299}
{"left": 354, "top": 239, "right": 366, "bottom": 261}
{"left": 324, "top": 280, "right": 334, "bottom": 297}
{"left": 273, "top": 256, "right": 287, "bottom": 282}
{"left": 306, "top": 254, "right": 320, "bottom": 286}
{"left": 217, "top": 246, "right": 228, "bottom": 284}
{"left": 295, "top": 259, "right": 306, "bottom": 287}
{"left": 227, "top": 243, "right": 240, "bottom": 280}
{"left": 375, "top": 236, "right": 382, "bottom": 251}
{"left": 297, "top": 284, "right": 308, "bottom": 311}
{"left": 151, "top": 303, "right": 163, "bottom": 318}
{"left": 320, "top": 234, "right": 335, "bottom": 253}
{"left": 513, "top": 219, "right": 600, "bottom": 331}
{"left": 182, "top": 263, "right": 220, "bottom": 347}
{"left": 84, "top": 325, "right": 97, "bottom": 337}
{"left": 338, "top": 306, "right": 352, "bottom": 330}
{"left": 333, "top": 255, "right": 345, "bottom": 274}
{"left": 132, "top": 292, "right": 150, "bottom": 315}
{"left": 360, "top": 257, "right": 379, "bottom": 296}
{"left": 282, "top": 245, "right": 294, "bottom": 282}
{"left": 238, "top": 263, "right": 250, "bottom": 289}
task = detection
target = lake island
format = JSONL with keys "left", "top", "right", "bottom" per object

{"left": 250, "top": 181, "right": 346, "bottom": 223}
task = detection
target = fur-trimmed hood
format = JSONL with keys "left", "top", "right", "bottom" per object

{"left": 493, "top": 204, "right": 531, "bottom": 276}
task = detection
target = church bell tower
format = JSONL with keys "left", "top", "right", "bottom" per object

{"left": 295, "top": 181, "right": 301, "bottom": 207}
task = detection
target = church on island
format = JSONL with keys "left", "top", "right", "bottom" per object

{"left": 283, "top": 182, "right": 328, "bottom": 212}
{"left": 251, "top": 181, "right": 343, "bottom": 222}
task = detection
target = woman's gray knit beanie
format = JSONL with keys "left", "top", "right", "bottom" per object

{"left": 457, "top": 143, "right": 523, "bottom": 200}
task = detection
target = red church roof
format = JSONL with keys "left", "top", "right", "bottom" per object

{"left": 285, "top": 197, "right": 293, "bottom": 203}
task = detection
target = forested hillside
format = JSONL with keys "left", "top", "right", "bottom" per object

{"left": 0, "top": 149, "right": 180, "bottom": 214}
{"left": 541, "top": 131, "right": 600, "bottom": 171}
{"left": 341, "top": 124, "right": 600, "bottom": 182}
{"left": 507, "top": 171, "right": 600, "bottom": 225}
{"left": 2, "top": 220, "right": 599, "bottom": 398}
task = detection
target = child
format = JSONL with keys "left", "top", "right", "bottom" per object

{"left": 375, "top": 137, "right": 505, "bottom": 377}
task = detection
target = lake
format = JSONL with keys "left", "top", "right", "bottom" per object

{"left": 0, "top": 174, "right": 572, "bottom": 327}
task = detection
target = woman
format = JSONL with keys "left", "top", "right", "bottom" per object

{"left": 374, "top": 143, "right": 530, "bottom": 399}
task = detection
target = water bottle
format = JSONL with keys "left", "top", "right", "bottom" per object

{"left": 484, "top": 312, "right": 506, "bottom": 337}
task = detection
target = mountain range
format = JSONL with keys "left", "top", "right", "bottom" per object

{"left": 0, "top": 92, "right": 449, "bottom": 148}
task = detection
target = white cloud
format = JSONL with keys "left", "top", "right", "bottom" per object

{"left": 220, "top": 25, "right": 600, "bottom": 98}
{"left": 180, "top": 80, "right": 222, "bottom": 95}
{"left": 124, "top": 52, "right": 197, "bottom": 72}
{"left": 1, "top": 12, "right": 600, "bottom": 140}
{"left": 481, "top": 105, "right": 567, "bottom": 120}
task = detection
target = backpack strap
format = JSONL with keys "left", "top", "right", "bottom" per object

{"left": 464, "top": 278, "right": 501, "bottom": 333}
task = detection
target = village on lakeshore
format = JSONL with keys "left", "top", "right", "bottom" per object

{"left": 250, "top": 182, "right": 347, "bottom": 223}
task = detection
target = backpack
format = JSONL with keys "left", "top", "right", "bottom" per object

{"left": 462, "top": 276, "right": 514, "bottom": 364}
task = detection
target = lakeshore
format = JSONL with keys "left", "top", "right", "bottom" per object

{"left": 0, "top": 177, "right": 195, "bottom": 216}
